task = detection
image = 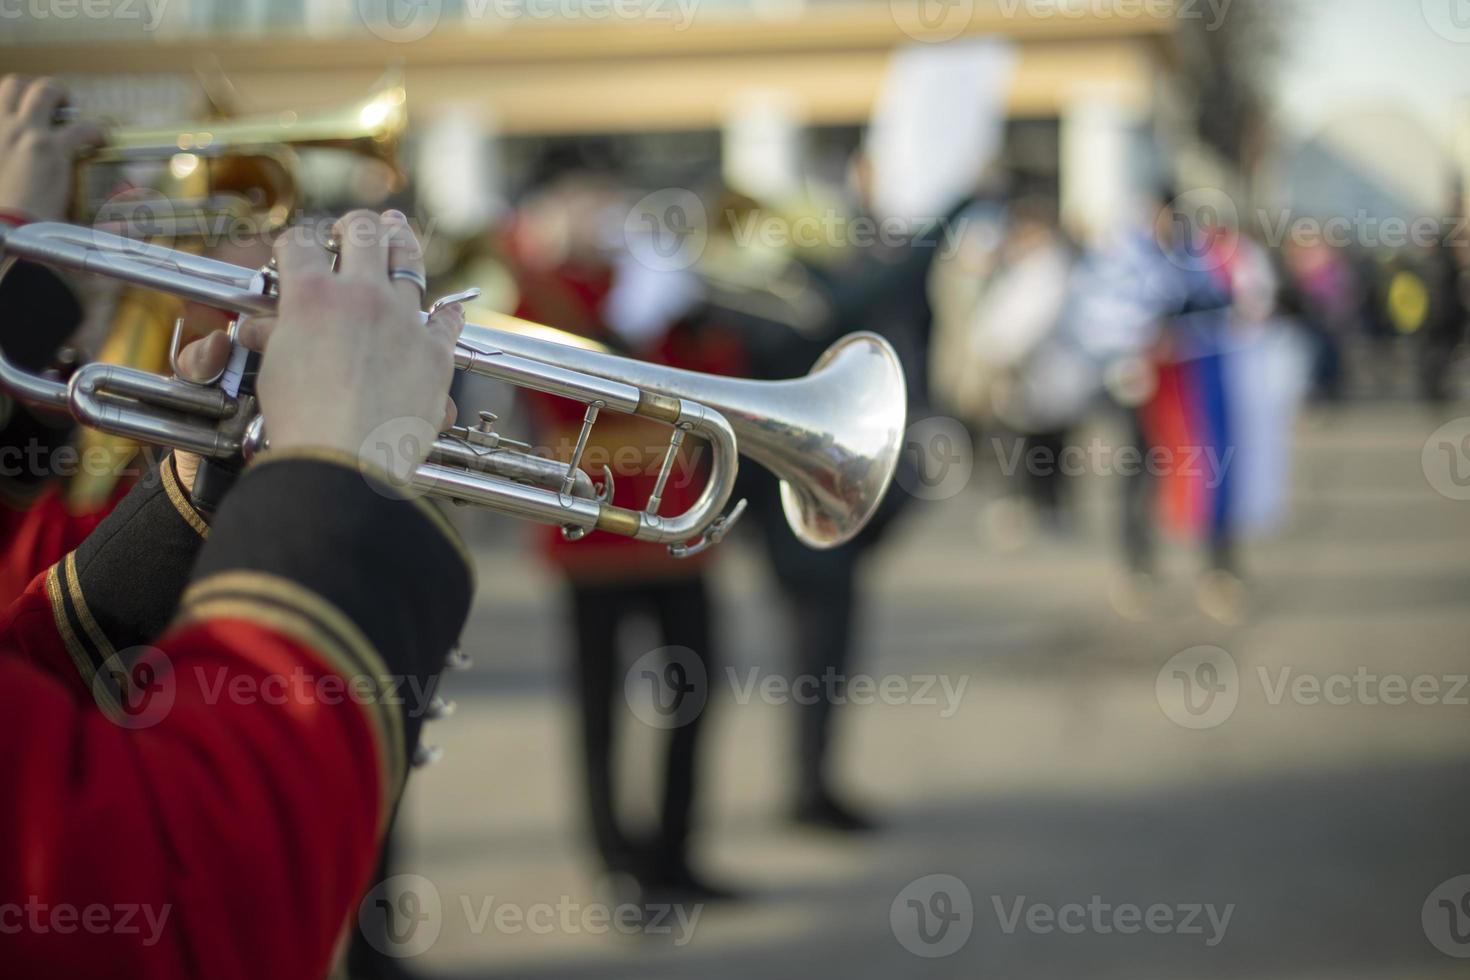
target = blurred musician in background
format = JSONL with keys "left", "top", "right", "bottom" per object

{"left": 735, "top": 151, "right": 946, "bottom": 832}
{"left": 503, "top": 147, "right": 743, "bottom": 905}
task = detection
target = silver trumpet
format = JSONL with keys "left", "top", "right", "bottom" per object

{"left": 0, "top": 222, "right": 906, "bottom": 555}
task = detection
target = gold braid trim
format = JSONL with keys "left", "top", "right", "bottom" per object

{"left": 161, "top": 454, "right": 209, "bottom": 538}
{"left": 64, "top": 552, "right": 117, "bottom": 663}
{"left": 44, "top": 560, "right": 122, "bottom": 717}
{"left": 175, "top": 571, "right": 408, "bottom": 823}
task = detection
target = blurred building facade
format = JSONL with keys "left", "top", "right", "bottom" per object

{"left": 2, "top": 0, "right": 1202, "bottom": 241}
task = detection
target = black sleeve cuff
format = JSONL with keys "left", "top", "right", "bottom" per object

{"left": 183, "top": 450, "right": 476, "bottom": 767}
{"left": 51, "top": 455, "right": 209, "bottom": 669}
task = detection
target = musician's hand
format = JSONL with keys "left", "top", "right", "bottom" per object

{"left": 0, "top": 75, "right": 105, "bottom": 223}
{"left": 258, "top": 210, "right": 463, "bottom": 474}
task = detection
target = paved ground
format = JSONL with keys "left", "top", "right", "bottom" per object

{"left": 391, "top": 400, "right": 1470, "bottom": 979}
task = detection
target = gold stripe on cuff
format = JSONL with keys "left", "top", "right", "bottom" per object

{"left": 64, "top": 551, "right": 117, "bottom": 664}
{"left": 46, "top": 562, "right": 122, "bottom": 717}
{"left": 161, "top": 455, "right": 209, "bottom": 538}
{"left": 179, "top": 571, "right": 408, "bottom": 794}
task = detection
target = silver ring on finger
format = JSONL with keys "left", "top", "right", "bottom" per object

{"left": 389, "top": 267, "right": 428, "bottom": 304}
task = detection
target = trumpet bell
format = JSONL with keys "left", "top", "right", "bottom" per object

{"left": 459, "top": 312, "right": 908, "bottom": 550}
{"left": 774, "top": 332, "right": 906, "bottom": 549}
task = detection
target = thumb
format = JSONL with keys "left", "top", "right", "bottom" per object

{"left": 175, "top": 329, "right": 231, "bottom": 383}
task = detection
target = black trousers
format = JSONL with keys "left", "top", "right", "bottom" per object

{"left": 785, "top": 568, "right": 857, "bottom": 795}
{"left": 567, "top": 576, "right": 713, "bottom": 875}
{"left": 1015, "top": 428, "right": 1070, "bottom": 515}
{"left": 755, "top": 504, "right": 862, "bottom": 797}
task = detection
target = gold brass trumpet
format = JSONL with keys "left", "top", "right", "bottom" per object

{"left": 0, "top": 222, "right": 906, "bottom": 554}
{"left": 55, "top": 81, "right": 409, "bottom": 507}
{"left": 70, "top": 80, "right": 408, "bottom": 235}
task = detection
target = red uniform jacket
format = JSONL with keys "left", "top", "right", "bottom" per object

{"left": 0, "top": 450, "right": 474, "bottom": 979}
{"left": 0, "top": 254, "right": 474, "bottom": 978}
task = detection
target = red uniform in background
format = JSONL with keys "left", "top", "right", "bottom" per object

{"left": 0, "top": 483, "right": 122, "bottom": 606}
